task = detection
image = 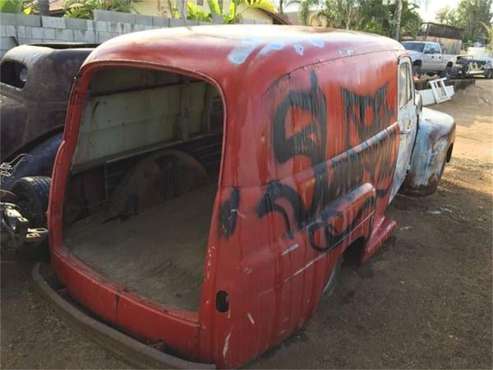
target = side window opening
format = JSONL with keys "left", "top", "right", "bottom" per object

{"left": 0, "top": 61, "right": 28, "bottom": 89}
{"left": 399, "top": 61, "right": 413, "bottom": 108}
{"left": 63, "top": 67, "right": 225, "bottom": 312}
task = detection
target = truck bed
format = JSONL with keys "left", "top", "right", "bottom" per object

{"left": 64, "top": 184, "right": 216, "bottom": 311}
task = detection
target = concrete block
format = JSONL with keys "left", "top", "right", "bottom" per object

{"left": 169, "top": 18, "right": 185, "bottom": 27}
{"left": 0, "top": 13, "right": 18, "bottom": 25}
{"left": 94, "top": 9, "right": 135, "bottom": 24}
{"left": 31, "top": 27, "right": 44, "bottom": 39}
{"left": 212, "top": 14, "right": 223, "bottom": 24}
{"left": 86, "top": 20, "right": 95, "bottom": 31}
{"left": 16, "top": 37, "right": 31, "bottom": 44}
{"left": 83, "top": 30, "right": 97, "bottom": 43}
{"left": 152, "top": 16, "right": 169, "bottom": 28}
{"left": 135, "top": 14, "right": 153, "bottom": 26}
{"left": 109, "top": 22, "right": 124, "bottom": 33}
{"left": 17, "top": 15, "right": 41, "bottom": 27}
{"left": 97, "top": 31, "right": 113, "bottom": 43}
{"left": 73, "top": 29, "right": 96, "bottom": 42}
{"left": 122, "top": 23, "right": 133, "bottom": 33}
{"left": 43, "top": 28, "right": 56, "bottom": 40}
{"left": 0, "top": 25, "right": 16, "bottom": 37}
{"left": 55, "top": 28, "right": 74, "bottom": 41}
{"left": 66, "top": 17, "right": 87, "bottom": 30}
{"left": 17, "top": 26, "right": 32, "bottom": 39}
{"left": 133, "top": 24, "right": 146, "bottom": 31}
{"left": 42, "top": 16, "right": 65, "bottom": 29}
{"left": 0, "top": 36, "right": 17, "bottom": 49}
{"left": 93, "top": 9, "right": 110, "bottom": 21}
{"left": 95, "top": 21, "right": 110, "bottom": 32}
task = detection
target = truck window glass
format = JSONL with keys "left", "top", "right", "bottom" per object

{"left": 403, "top": 42, "right": 424, "bottom": 52}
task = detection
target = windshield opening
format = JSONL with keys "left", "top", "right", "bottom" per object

{"left": 402, "top": 43, "right": 425, "bottom": 52}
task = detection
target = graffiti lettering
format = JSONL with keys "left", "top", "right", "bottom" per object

{"left": 342, "top": 84, "right": 393, "bottom": 143}
{"left": 255, "top": 70, "right": 396, "bottom": 252}
{"left": 219, "top": 187, "right": 240, "bottom": 238}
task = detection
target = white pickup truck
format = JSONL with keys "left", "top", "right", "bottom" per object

{"left": 402, "top": 41, "right": 457, "bottom": 75}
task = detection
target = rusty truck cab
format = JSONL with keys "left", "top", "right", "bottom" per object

{"left": 48, "top": 26, "right": 454, "bottom": 368}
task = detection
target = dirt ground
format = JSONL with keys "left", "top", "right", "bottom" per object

{"left": 1, "top": 79, "right": 492, "bottom": 369}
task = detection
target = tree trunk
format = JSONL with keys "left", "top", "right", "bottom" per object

{"left": 394, "top": 0, "right": 402, "bottom": 40}
{"left": 38, "top": 0, "right": 50, "bottom": 16}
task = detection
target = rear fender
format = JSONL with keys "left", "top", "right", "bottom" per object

{"left": 401, "top": 108, "right": 455, "bottom": 196}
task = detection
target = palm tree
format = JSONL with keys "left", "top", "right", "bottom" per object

{"left": 480, "top": 21, "right": 493, "bottom": 50}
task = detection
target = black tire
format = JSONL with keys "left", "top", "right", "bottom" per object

{"left": 11, "top": 176, "right": 51, "bottom": 227}
{"left": 323, "top": 257, "right": 342, "bottom": 296}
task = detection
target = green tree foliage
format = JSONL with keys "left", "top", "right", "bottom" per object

{"left": 0, "top": 0, "right": 37, "bottom": 14}
{"left": 286, "top": 0, "right": 318, "bottom": 25}
{"left": 303, "top": 0, "right": 421, "bottom": 38}
{"left": 187, "top": 0, "right": 276, "bottom": 23}
{"left": 187, "top": 0, "right": 235, "bottom": 22}
{"left": 436, "top": 0, "right": 493, "bottom": 45}
{"left": 481, "top": 21, "right": 493, "bottom": 49}
{"left": 0, "top": 0, "right": 23, "bottom": 13}
{"left": 64, "top": 0, "right": 134, "bottom": 19}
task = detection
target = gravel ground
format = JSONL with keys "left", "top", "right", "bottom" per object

{"left": 1, "top": 79, "right": 492, "bottom": 370}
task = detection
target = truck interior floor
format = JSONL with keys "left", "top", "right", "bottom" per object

{"left": 64, "top": 183, "right": 216, "bottom": 311}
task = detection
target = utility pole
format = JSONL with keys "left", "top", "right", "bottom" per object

{"left": 395, "top": 0, "right": 402, "bottom": 40}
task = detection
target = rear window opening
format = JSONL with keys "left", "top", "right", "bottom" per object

{"left": 1, "top": 60, "right": 28, "bottom": 88}
{"left": 63, "top": 66, "right": 224, "bottom": 311}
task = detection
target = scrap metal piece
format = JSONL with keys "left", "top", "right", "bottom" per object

{"left": 1, "top": 202, "right": 47, "bottom": 250}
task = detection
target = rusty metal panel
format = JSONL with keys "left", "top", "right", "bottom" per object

{"left": 401, "top": 107, "right": 455, "bottom": 195}
{"left": 0, "top": 45, "right": 92, "bottom": 161}
{"left": 45, "top": 26, "right": 454, "bottom": 369}
{"left": 73, "top": 75, "right": 211, "bottom": 168}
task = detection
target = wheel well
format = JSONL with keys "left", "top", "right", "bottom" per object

{"left": 343, "top": 237, "right": 366, "bottom": 266}
{"left": 413, "top": 60, "right": 422, "bottom": 67}
{"left": 446, "top": 61, "right": 453, "bottom": 68}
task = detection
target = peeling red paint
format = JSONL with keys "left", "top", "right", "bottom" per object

{"left": 46, "top": 26, "right": 448, "bottom": 368}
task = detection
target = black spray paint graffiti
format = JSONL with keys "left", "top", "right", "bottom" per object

{"left": 342, "top": 84, "right": 393, "bottom": 144}
{"left": 257, "top": 71, "right": 327, "bottom": 234}
{"left": 256, "top": 71, "right": 395, "bottom": 252}
{"left": 341, "top": 84, "right": 396, "bottom": 198}
{"left": 219, "top": 187, "right": 240, "bottom": 238}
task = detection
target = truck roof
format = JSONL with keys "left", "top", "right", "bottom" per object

{"left": 402, "top": 41, "right": 439, "bottom": 44}
{"left": 82, "top": 25, "right": 403, "bottom": 89}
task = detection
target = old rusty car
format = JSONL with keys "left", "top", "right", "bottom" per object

{"left": 0, "top": 44, "right": 93, "bottom": 199}
{"left": 38, "top": 26, "right": 455, "bottom": 368}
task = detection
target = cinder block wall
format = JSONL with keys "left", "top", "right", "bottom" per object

{"left": 0, "top": 10, "right": 225, "bottom": 57}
